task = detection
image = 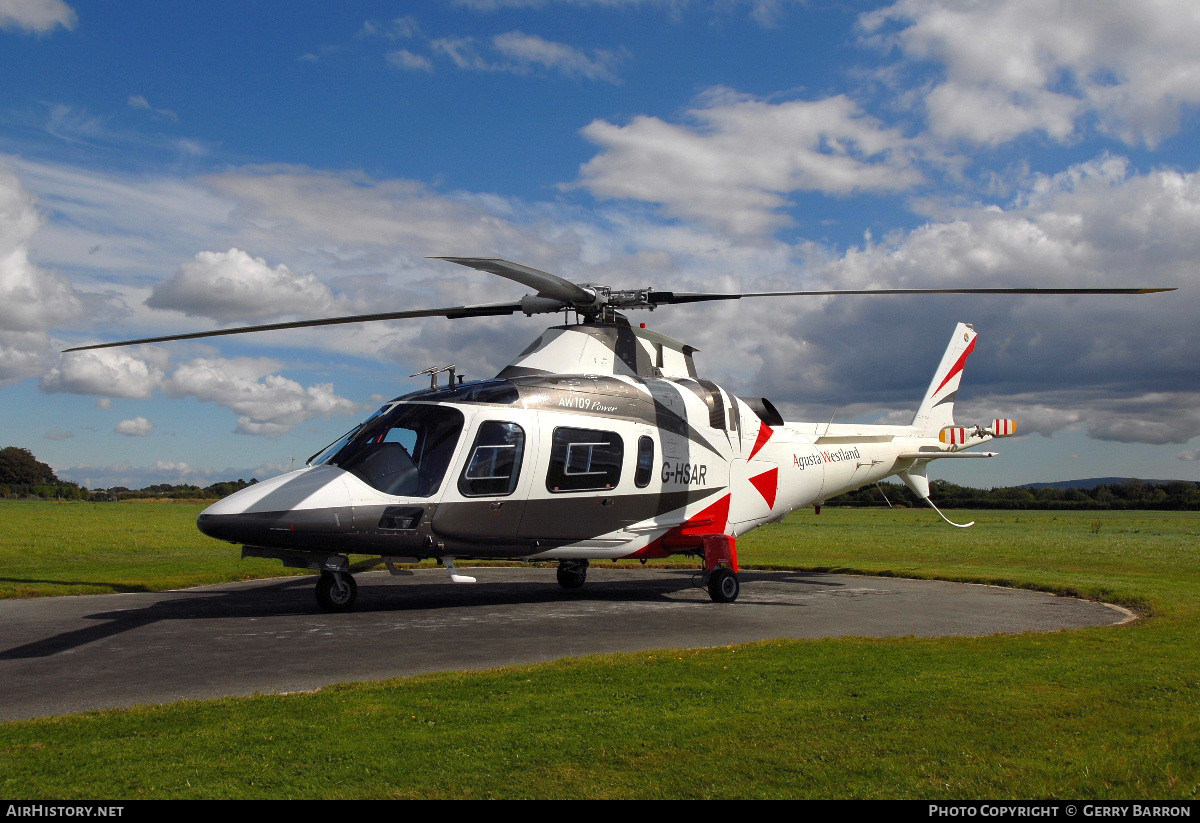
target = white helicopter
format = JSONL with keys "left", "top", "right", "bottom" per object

{"left": 66, "top": 257, "right": 1172, "bottom": 610}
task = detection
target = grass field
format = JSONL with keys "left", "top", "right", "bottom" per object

{"left": 0, "top": 500, "right": 1197, "bottom": 799}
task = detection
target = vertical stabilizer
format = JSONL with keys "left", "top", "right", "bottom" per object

{"left": 911, "top": 323, "right": 977, "bottom": 436}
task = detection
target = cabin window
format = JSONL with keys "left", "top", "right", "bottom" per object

{"left": 332, "top": 404, "right": 465, "bottom": 497}
{"left": 547, "top": 427, "right": 623, "bottom": 493}
{"left": 634, "top": 435, "right": 654, "bottom": 488}
{"left": 458, "top": 421, "right": 525, "bottom": 497}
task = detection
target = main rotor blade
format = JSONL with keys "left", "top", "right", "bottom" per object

{"left": 650, "top": 286, "right": 1175, "bottom": 305}
{"left": 432, "top": 257, "right": 599, "bottom": 306}
{"left": 61, "top": 301, "right": 528, "bottom": 353}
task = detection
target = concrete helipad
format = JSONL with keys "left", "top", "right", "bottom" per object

{"left": 0, "top": 567, "right": 1131, "bottom": 721}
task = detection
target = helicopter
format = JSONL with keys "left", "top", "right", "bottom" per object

{"left": 65, "top": 257, "right": 1173, "bottom": 610}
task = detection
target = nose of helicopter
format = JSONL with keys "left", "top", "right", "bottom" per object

{"left": 197, "top": 465, "right": 356, "bottom": 548}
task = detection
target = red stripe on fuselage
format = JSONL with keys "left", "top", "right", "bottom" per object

{"left": 628, "top": 493, "right": 732, "bottom": 559}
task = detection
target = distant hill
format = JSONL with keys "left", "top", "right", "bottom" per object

{"left": 1021, "top": 477, "right": 1183, "bottom": 490}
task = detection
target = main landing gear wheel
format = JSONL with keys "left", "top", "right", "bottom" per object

{"left": 707, "top": 567, "right": 740, "bottom": 603}
{"left": 557, "top": 559, "right": 588, "bottom": 590}
{"left": 316, "top": 570, "right": 358, "bottom": 612}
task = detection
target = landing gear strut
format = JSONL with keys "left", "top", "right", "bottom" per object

{"left": 702, "top": 534, "right": 740, "bottom": 603}
{"left": 315, "top": 570, "right": 358, "bottom": 612}
{"left": 557, "top": 559, "right": 589, "bottom": 589}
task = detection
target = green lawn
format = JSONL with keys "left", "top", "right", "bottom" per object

{"left": 0, "top": 501, "right": 1197, "bottom": 799}
{"left": 0, "top": 500, "right": 291, "bottom": 598}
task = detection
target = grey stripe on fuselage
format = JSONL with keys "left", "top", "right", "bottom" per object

{"left": 399, "top": 374, "right": 725, "bottom": 460}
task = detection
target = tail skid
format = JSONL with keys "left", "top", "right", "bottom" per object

{"left": 898, "top": 465, "right": 976, "bottom": 528}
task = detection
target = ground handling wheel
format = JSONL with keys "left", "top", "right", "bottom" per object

{"left": 315, "top": 570, "right": 358, "bottom": 612}
{"left": 556, "top": 559, "right": 588, "bottom": 590}
{"left": 707, "top": 567, "right": 740, "bottom": 603}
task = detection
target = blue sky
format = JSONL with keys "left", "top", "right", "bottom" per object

{"left": 1, "top": 0, "right": 1198, "bottom": 490}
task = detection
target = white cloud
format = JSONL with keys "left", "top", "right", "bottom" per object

{"left": 0, "top": 163, "right": 85, "bottom": 384}
{"left": 576, "top": 90, "right": 927, "bottom": 235}
{"left": 203, "top": 166, "right": 530, "bottom": 253}
{"left": 430, "top": 31, "right": 626, "bottom": 82}
{"left": 127, "top": 94, "right": 179, "bottom": 123}
{"left": 0, "top": 164, "right": 83, "bottom": 332}
{"left": 0, "top": 0, "right": 76, "bottom": 33}
{"left": 492, "top": 31, "right": 627, "bottom": 83}
{"left": 360, "top": 16, "right": 419, "bottom": 40}
{"left": 6, "top": 154, "right": 235, "bottom": 282}
{"left": 115, "top": 416, "right": 154, "bottom": 436}
{"left": 387, "top": 49, "right": 433, "bottom": 73}
{"left": 164, "top": 357, "right": 364, "bottom": 437}
{"left": 41, "top": 347, "right": 168, "bottom": 398}
{"left": 430, "top": 37, "right": 492, "bottom": 72}
{"left": 40, "top": 344, "right": 365, "bottom": 438}
{"left": 147, "top": 248, "right": 344, "bottom": 322}
{"left": 0, "top": 330, "right": 52, "bottom": 384}
{"left": 450, "top": 0, "right": 799, "bottom": 24}
{"left": 862, "top": 0, "right": 1200, "bottom": 147}
{"left": 962, "top": 393, "right": 1200, "bottom": 447}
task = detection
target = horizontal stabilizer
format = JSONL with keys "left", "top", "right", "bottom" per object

{"left": 898, "top": 451, "right": 997, "bottom": 460}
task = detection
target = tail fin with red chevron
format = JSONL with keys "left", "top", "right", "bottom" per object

{"left": 911, "top": 322, "right": 977, "bottom": 436}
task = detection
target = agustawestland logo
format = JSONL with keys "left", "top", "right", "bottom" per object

{"left": 793, "top": 447, "right": 862, "bottom": 470}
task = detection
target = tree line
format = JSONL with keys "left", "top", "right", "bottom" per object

{"left": 3, "top": 445, "right": 1198, "bottom": 509}
{"left": 829, "top": 478, "right": 1200, "bottom": 511}
{"left": 0, "top": 447, "right": 257, "bottom": 502}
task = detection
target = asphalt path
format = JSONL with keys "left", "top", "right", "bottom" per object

{"left": 0, "top": 567, "right": 1132, "bottom": 721}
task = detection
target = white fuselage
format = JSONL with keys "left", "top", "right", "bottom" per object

{"left": 199, "top": 376, "right": 958, "bottom": 563}
{"left": 198, "top": 319, "right": 995, "bottom": 566}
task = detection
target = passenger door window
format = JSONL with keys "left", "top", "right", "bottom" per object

{"left": 634, "top": 435, "right": 655, "bottom": 488}
{"left": 458, "top": 421, "right": 525, "bottom": 497}
{"left": 547, "top": 427, "right": 623, "bottom": 492}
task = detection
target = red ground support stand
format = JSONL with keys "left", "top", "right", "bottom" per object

{"left": 702, "top": 534, "right": 739, "bottom": 573}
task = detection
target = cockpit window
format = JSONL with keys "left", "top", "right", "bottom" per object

{"left": 307, "top": 404, "right": 392, "bottom": 467}
{"left": 330, "top": 404, "right": 465, "bottom": 497}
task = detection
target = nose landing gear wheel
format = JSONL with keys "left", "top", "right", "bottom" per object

{"left": 316, "top": 570, "right": 358, "bottom": 612}
{"left": 707, "top": 567, "right": 740, "bottom": 603}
